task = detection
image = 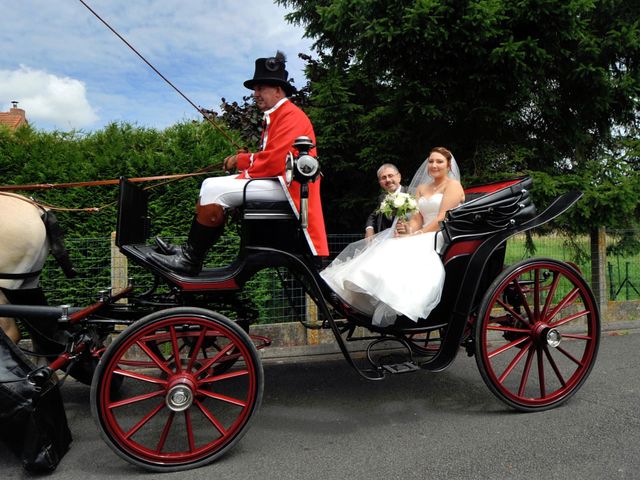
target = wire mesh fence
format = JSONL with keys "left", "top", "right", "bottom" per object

{"left": 39, "top": 229, "right": 640, "bottom": 324}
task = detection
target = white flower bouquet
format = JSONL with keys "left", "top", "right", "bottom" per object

{"left": 377, "top": 191, "right": 418, "bottom": 220}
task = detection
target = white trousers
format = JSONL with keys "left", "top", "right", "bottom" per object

{"left": 199, "top": 175, "right": 287, "bottom": 208}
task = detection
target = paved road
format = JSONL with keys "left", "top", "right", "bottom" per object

{"left": 3, "top": 331, "right": 639, "bottom": 480}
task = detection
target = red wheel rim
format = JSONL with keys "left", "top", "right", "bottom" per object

{"left": 478, "top": 260, "right": 599, "bottom": 408}
{"left": 96, "top": 316, "right": 259, "bottom": 466}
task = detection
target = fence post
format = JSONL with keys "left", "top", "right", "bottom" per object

{"left": 305, "top": 294, "right": 321, "bottom": 346}
{"left": 590, "top": 227, "right": 607, "bottom": 315}
{"left": 110, "top": 231, "right": 128, "bottom": 302}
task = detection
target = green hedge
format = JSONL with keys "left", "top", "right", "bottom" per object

{"left": 0, "top": 121, "right": 240, "bottom": 238}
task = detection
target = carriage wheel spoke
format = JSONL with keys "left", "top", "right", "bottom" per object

{"left": 547, "top": 287, "right": 580, "bottom": 323}
{"left": 497, "top": 340, "right": 532, "bottom": 383}
{"left": 488, "top": 335, "right": 530, "bottom": 359}
{"left": 113, "top": 368, "right": 168, "bottom": 385}
{"left": 170, "top": 326, "right": 182, "bottom": 373}
{"left": 549, "top": 309, "right": 590, "bottom": 328}
{"left": 184, "top": 410, "right": 195, "bottom": 452}
{"left": 487, "top": 325, "right": 530, "bottom": 334}
{"left": 186, "top": 327, "right": 208, "bottom": 372}
{"left": 537, "top": 346, "right": 546, "bottom": 398}
{"left": 541, "top": 271, "right": 561, "bottom": 320}
{"left": 533, "top": 269, "right": 541, "bottom": 321}
{"left": 193, "top": 343, "right": 236, "bottom": 377}
{"left": 136, "top": 340, "right": 174, "bottom": 376}
{"left": 125, "top": 402, "right": 165, "bottom": 439}
{"left": 543, "top": 346, "right": 566, "bottom": 387}
{"left": 517, "top": 346, "right": 536, "bottom": 396}
{"left": 562, "top": 333, "right": 592, "bottom": 341}
{"left": 514, "top": 280, "right": 534, "bottom": 323}
{"left": 155, "top": 411, "right": 175, "bottom": 453}
{"left": 200, "top": 369, "right": 250, "bottom": 385}
{"left": 496, "top": 299, "right": 529, "bottom": 325}
{"left": 195, "top": 399, "right": 227, "bottom": 435}
{"left": 198, "top": 389, "right": 247, "bottom": 407}
{"left": 556, "top": 345, "right": 584, "bottom": 367}
{"left": 109, "top": 389, "right": 165, "bottom": 409}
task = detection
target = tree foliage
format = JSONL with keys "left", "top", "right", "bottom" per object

{"left": 277, "top": 0, "right": 640, "bottom": 233}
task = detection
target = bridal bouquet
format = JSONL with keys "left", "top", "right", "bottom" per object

{"left": 377, "top": 191, "right": 418, "bottom": 220}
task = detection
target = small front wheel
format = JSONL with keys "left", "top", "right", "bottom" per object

{"left": 475, "top": 259, "right": 599, "bottom": 412}
{"left": 90, "top": 307, "right": 263, "bottom": 472}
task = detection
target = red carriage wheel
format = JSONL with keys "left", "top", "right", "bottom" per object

{"left": 475, "top": 258, "right": 599, "bottom": 412}
{"left": 90, "top": 307, "right": 263, "bottom": 471}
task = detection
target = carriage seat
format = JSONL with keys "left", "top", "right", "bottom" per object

{"left": 242, "top": 199, "right": 296, "bottom": 221}
{"left": 441, "top": 176, "right": 536, "bottom": 245}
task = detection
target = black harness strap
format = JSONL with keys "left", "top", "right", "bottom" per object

{"left": 0, "top": 270, "right": 43, "bottom": 280}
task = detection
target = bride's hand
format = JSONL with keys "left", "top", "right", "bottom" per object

{"left": 395, "top": 220, "right": 410, "bottom": 236}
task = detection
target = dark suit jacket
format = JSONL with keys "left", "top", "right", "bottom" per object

{"left": 365, "top": 185, "right": 408, "bottom": 234}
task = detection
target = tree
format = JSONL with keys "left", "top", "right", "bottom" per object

{"left": 277, "top": 0, "right": 640, "bottom": 233}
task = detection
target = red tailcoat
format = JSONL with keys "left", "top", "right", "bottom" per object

{"left": 236, "top": 99, "right": 329, "bottom": 256}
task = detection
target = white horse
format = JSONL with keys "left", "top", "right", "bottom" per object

{"left": 0, "top": 193, "right": 51, "bottom": 342}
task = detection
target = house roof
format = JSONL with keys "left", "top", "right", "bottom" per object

{"left": 0, "top": 107, "right": 28, "bottom": 130}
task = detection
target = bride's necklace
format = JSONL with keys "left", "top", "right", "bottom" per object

{"left": 429, "top": 179, "right": 447, "bottom": 194}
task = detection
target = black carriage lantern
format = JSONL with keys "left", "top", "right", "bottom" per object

{"left": 285, "top": 136, "right": 320, "bottom": 229}
{"left": 285, "top": 136, "right": 320, "bottom": 185}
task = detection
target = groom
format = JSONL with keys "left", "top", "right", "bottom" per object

{"left": 364, "top": 163, "right": 407, "bottom": 239}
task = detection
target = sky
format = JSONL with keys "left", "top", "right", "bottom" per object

{"left": 0, "top": 0, "right": 315, "bottom": 132}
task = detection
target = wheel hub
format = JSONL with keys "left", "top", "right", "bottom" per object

{"left": 546, "top": 328, "right": 562, "bottom": 348}
{"left": 532, "top": 322, "right": 562, "bottom": 348}
{"left": 165, "top": 377, "right": 196, "bottom": 412}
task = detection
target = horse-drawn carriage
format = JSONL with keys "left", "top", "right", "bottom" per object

{"left": 0, "top": 143, "right": 600, "bottom": 471}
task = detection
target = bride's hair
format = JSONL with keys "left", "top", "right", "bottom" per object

{"left": 429, "top": 146, "right": 453, "bottom": 165}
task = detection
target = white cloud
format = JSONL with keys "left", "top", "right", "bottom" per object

{"left": 0, "top": 66, "right": 99, "bottom": 129}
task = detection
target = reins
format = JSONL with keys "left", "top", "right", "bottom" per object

{"left": 0, "top": 162, "right": 223, "bottom": 213}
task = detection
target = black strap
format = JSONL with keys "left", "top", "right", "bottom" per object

{"left": 0, "top": 270, "right": 42, "bottom": 280}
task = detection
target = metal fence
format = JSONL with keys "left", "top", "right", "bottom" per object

{"left": 40, "top": 230, "right": 640, "bottom": 324}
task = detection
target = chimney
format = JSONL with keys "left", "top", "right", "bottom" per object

{"left": 9, "top": 101, "right": 26, "bottom": 121}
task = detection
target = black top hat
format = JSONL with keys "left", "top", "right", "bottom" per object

{"left": 244, "top": 51, "right": 296, "bottom": 96}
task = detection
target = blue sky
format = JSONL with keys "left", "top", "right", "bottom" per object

{"left": 0, "top": 0, "right": 314, "bottom": 132}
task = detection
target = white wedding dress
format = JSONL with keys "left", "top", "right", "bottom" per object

{"left": 321, "top": 193, "right": 446, "bottom": 327}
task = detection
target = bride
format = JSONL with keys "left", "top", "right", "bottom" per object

{"left": 321, "top": 147, "right": 465, "bottom": 327}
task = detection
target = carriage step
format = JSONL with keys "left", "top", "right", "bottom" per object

{"left": 382, "top": 361, "right": 420, "bottom": 374}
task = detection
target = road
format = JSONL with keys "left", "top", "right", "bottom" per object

{"left": 2, "top": 331, "right": 639, "bottom": 480}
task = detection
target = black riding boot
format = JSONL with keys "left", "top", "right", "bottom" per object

{"left": 154, "top": 236, "right": 179, "bottom": 255}
{"left": 149, "top": 219, "right": 222, "bottom": 275}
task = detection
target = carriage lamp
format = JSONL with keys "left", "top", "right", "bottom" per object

{"left": 285, "top": 136, "right": 321, "bottom": 229}
{"left": 296, "top": 153, "right": 320, "bottom": 179}
{"left": 285, "top": 136, "right": 321, "bottom": 184}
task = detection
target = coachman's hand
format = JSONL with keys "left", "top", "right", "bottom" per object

{"left": 223, "top": 154, "right": 238, "bottom": 172}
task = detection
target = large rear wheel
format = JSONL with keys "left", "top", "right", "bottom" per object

{"left": 475, "top": 258, "right": 599, "bottom": 412}
{"left": 90, "top": 307, "right": 263, "bottom": 471}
